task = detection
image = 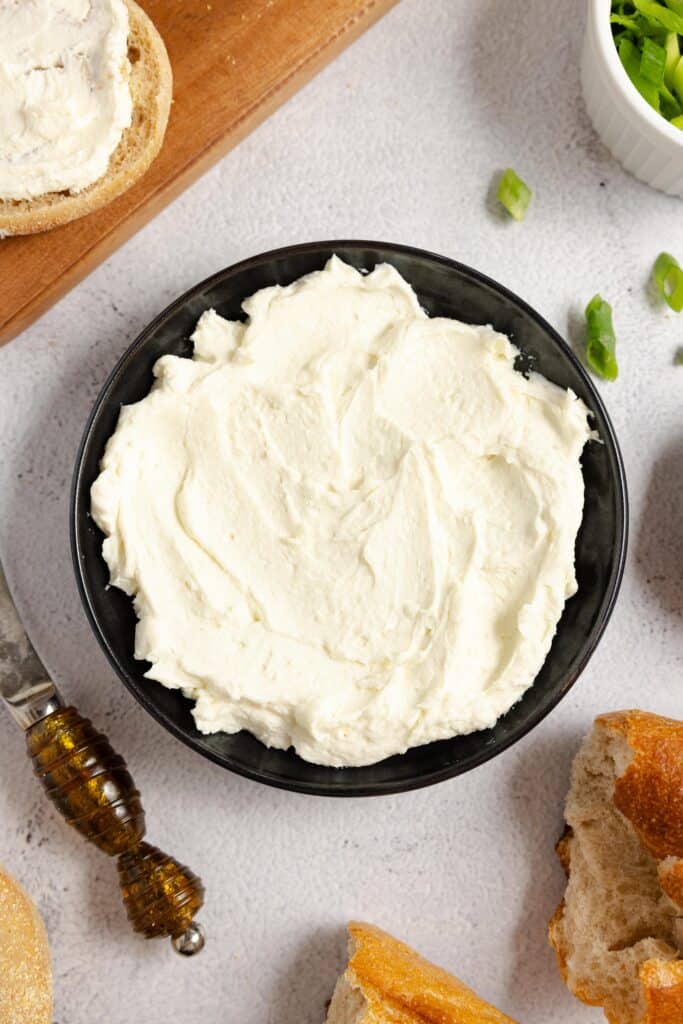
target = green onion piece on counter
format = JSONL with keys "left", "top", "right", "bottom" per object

{"left": 675, "top": 347, "right": 683, "bottom": 364}
{"left": 496, "top": 169, "right": 532, "bottom": 221}
{"left": 665, "top": 32, "right": 680, "bottom": 86}
{"left": 641, "top": 37, "right": 668, "bottom": 84}
{"left": 634, "top": 0, "right": 683, "bottom": 34}
{"left": 619, "top": 37, "right": 661, "bottom": 109}
{"left": 585, "top": 295, "right": 619, "bottom": 381}
{"left": 653, "top": 252, "right": 683, "bottom": 311}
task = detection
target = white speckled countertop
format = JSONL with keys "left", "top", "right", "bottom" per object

{"left": 1, "top": 1, "right": 682, "bottom": 1022}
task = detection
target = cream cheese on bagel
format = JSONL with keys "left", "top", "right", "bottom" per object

{"left": 0, "top": 0, "right": 132, "bottom": 200}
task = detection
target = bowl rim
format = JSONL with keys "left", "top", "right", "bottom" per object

{"left": 588, "top": 0, "right": 683, "bottom": 148}
{"left": 71, "top": 239, "right": 629, "bottom": 796}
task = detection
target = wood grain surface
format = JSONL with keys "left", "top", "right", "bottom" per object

{"left": 0, "top": 0, "right": 398, "bottom": 346}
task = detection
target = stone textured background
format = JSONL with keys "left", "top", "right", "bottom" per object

{"left": 1, "top": 1, "right": 682, "bottom": 1021}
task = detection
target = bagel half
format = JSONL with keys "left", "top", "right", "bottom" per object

{"left": 0, "top": 0, "right": 172, "bottom": 236}
{"left": 0, "top": 865, "right": 52, "bottom": 1024}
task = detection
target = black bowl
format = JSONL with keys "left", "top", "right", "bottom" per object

{"left": 71, "top": 240, "right": 628, "bottom": 796}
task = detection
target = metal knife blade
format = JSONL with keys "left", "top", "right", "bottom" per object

{"left": 0, "top": 561, "right": 60, "bottom": 729}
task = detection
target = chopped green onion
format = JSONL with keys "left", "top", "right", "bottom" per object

{"left": 674, "top": 347, "right": 683, "bottom": 363}
{"left": 641, "top": 37, "right": 668, "bottom": 83}
{"left": 619, "top": 36, "right": 661, "bottom": 108}
{"left": 634, "top": 0, "right": 683, "bottom": 34}
{"left": 672, "top": 53, "right": 683, "bottom": 101}
{"left": 611, "top": 6, "right": 683, "bottom": 127}
{"left": 671, "top": 112, "right": 683, "bottom": 124}
{"left": 638, "top": 16, "right": 678, "bottom": 36}
{"left": 660, "top": 80, "right": 683, "bottom": 116}
{"left": 610, "top": 11, "right": 643, "bottom": 30}
{"left": 585, "top": 295, "right": 619, "bottom": 381}
{"left": 664, "top": 31, "right": 680, "bottom": 84}
{"left": 653, "top": 252, "right": 683, "bottom": 311}
{"left": 496, "top": 169, "right": 532, "bottom": 221}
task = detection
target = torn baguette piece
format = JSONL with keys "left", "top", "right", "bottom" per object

{"left": 548, "top": 710, "right": 683, "bottom": 1024}
{"left": 0, "top": 865, "right": 52, "bottom": 1024}
{"left": 0, "top": 0, "right": 172, "bottom": 236}
{"left": 326, "top": 921, "right": 518, "bottom": 1024}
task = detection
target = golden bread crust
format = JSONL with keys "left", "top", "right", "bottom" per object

{"left": 346, "top": 922, "right": 519, "bottom": 1024}
{"left": 658, "top": 859, "right": 683, "bottom": 909}
{"left": 597, "top": 710, "right": 683, "bottom": 860}
{"left": 0, "top": 0, "right": 172, "bottom": 235}
{"left": 640, "top": 960, "right": 683, "bottom": 1024}
{"left": 0, "top": 866, "right": 52, "bottom": 1024}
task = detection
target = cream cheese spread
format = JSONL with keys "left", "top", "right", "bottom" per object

{"left": 91, "top": 257, "right": 593, "bottom": 767}
{"left": 0, "top": 0, "right": 132, "bottom": 201}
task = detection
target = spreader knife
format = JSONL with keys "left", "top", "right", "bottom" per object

{"left": 0, "top": 560, "right": 205, "bottom": 955}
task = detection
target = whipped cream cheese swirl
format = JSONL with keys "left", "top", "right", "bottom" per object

{"left": 92, "top": 257, "right": 592, "bottom": 767}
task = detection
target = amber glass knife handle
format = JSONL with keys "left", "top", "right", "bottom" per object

{"left": 26, "top": 704, "right": 205, "bottom": 955}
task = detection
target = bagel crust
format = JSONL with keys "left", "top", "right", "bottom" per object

{"left": 0, "top": 865, "right": 52, "bottom": 1024}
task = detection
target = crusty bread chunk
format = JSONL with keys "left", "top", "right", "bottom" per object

{"left": 0, "top": 865, "right": 52, "bottom": 1024}
{"left": 0, "top": 0, "right": 172, "bottom": 236}
{"left": 326, "top": 922, "right": 518, "bottom": 1024}
{"left": 548, "top": 710, "right": 683, "bottom": 1024}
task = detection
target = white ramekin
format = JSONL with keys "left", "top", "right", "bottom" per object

{"left": 582, "top": 0, "right": 683, "bottom": 196}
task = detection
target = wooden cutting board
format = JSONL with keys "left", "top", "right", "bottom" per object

{"left": 0, "top": 0, "right": 398, "bottom": 346}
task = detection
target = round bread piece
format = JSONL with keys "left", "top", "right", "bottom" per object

{"left": 0, "top": 0, "right": 172, "bottom": 236}
{"left": 0, "top": 865, "right": 52, "bottom": 1024}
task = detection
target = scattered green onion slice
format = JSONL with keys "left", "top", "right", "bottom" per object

{"left": 653, "top": 252, "right": 683, "bottom": 311}
{"left": 674, "top": 347, "right": 683, "bottom": 363}
{"left": 641, "top": 37, "right": 668, "bottom": 83}
{"left": 671, "top": 112, "right": 683, "bottom": 124}
{"left": 585, "top": 295, "right": 619, "bottom": 381}
{"left": 496, "top": 169, "right": 532, "bottom": 221}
